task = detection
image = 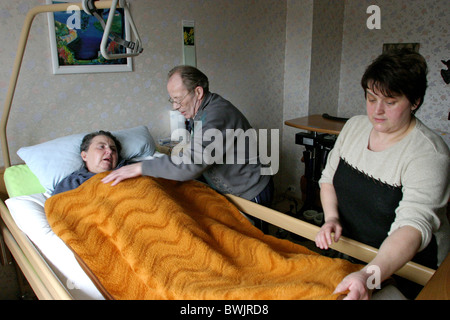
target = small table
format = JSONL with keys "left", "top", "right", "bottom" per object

{"left": 285, "top": 114, "right": 345, "bottom": 135}
{"left": 285, "top": 115, "right": 346, "bottom": 213}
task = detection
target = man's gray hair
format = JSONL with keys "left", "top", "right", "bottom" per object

{"left": 168, "top": 65, "right": 209, "bottom": 94}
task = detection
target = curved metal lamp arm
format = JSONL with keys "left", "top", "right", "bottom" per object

{"left": 1, "top": 1, "right": 142, "bottom": 168}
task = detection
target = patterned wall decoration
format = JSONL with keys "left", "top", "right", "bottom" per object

{"left": 339, "top": 0, "right": 449, "bottom": 138}
{"left": 0, "top": 0, "right": 288, "bottom": 167}
{"left": 0, "top": 0, "right": 448, "bottom": 198}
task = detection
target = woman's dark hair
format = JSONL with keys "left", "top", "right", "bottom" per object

{"left": 80, "top": 130, "right": 122, "bottom": 158}
{"left": 168, "top": 65, "right": 210, "bottom": 94}
{"left": 361, "top": 48, "right": 428, "bottom": 113}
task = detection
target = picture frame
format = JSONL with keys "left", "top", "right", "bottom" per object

{"left": 46, "top": 0, "right": 133, "bottom": 74}
{"left": 383, "top": 43, "right": 420, "bottom": 53}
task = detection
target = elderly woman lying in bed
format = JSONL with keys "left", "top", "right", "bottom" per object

{"left": 52, "top": 131, "right": 126, "bottom": 195}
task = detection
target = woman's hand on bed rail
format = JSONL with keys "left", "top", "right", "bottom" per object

{"left": 315, "top": 217, "right": 342, "bottom": 250}
{"left": 316, "top": 183, "right": 342, "bottom": 250}
{"left": 102, "top": 162, "right": 143, "bottom": 186}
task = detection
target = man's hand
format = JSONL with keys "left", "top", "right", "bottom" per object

{"left": 102, "top": 162, "right": 143, "bottom": 186}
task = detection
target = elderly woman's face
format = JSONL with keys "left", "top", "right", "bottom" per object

{"left": 81, "top": 135, "right": 119, "bottom": 173}
{"left": 366, "top": 88, "right": 417, "bottom": 135}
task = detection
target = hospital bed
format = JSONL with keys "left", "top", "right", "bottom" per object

{"left": 0, "top": 1, "right": 446, "bottom": 300}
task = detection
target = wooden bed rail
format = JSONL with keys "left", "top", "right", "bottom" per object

{"left": 225, "top": 194, "right": 435, "bottom": 286}
{"left": 0, "top": 201, "right": 72, "bottom": 299}
{"left": 0, "top": 1, "right": 115, "bottom": 168}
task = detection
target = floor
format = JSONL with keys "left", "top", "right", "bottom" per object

{"left": 0, "top": 259, "right": 20, "bottom": 300}
{"left": 267, "top": 195, "right": 333, "bottom": 256}
{"left": 0, "top": 259, "right": 35, "bottom": 300}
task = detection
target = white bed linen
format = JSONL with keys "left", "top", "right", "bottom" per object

{"left": 5, "top": 193, "right": 104, "bottom": 300}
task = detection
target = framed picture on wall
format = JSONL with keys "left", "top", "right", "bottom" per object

{"left": 383, "top": 43, "right": 420, "bottom": 53}
{"left": 46, "top": 0, "right": 133, "bottom": 74}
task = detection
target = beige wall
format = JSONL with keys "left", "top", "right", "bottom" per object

{"left": 1, "top": 0, "right": 448, "bottom": 198}
{"left": 339, "top": 0, "right": 449, "bottom": 135}
{"left": 1, "top": 0, "right": 288, "bottom": 165}
{"left": 309, "top": 0, "right": 344, "bottom": 116}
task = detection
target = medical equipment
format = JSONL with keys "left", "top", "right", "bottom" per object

{"left": 0, "top": 1, "right": 144, "bottom": 168}
{"left": 82, "top": 0, "right": 143, "bottom": 60}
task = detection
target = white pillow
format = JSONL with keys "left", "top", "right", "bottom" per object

{"left": 17, "top": 126, "right": 156, "bottom": 193}
{"left": 5, "top": 194, "right": 104, "bottom": 299}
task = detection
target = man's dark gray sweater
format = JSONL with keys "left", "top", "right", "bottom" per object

{"left": 141, "top": 92, "right": 270, "bottom": 200}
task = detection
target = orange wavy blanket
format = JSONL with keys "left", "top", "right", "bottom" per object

{"left": 45, "top": 173, "right": 361, "bottom": 300}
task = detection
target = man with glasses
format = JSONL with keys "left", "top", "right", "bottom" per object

{"left": 102, "top": 66, "right": 274, "bottom": 221}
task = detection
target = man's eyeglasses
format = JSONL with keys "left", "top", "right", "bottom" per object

{"left": 168, "top": 90, "right": 192, "bottom": 107}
